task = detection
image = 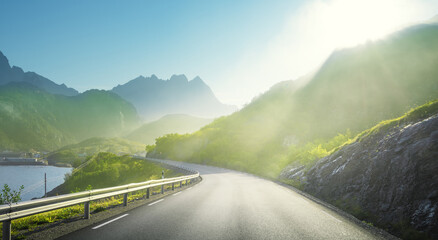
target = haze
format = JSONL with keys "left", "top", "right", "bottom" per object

{"left": 0, "top": 0, "right": 437, "bottom": 106}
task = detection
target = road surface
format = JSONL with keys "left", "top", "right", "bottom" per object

{"left": 58, "top": 160, "right": 386, "bottom": 240}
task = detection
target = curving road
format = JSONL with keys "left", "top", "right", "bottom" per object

{"left": 58, "top": 160, "right": 387, "bottom": 240}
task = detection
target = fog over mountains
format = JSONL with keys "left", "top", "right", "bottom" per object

{"left": 112, "top": 74, "right": 237, "bottom": 121}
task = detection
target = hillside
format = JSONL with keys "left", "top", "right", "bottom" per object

{"left": 56, "top": 152, "right": 179, "bottom": 194}
{"left": 112, "top": 74, "right": 236, "bottom": 121}
{"left": 0, "top": 83, "right": 140, "bottom": 151}
{"left": 281, "top": 100, "right": 438, "bottom": 239}
{"left": 0, "top": 51, "right": 78, "bottom": 96}
{"left": 126, "top": 114, "right": 213, "bottom": 145}
{"left": 47, "top": 137, "right": 145, "bottom": 167}
{"left": 147, "top": 22, "right": 438, "bottom": 178}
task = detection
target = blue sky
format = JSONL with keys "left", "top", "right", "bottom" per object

{"left": 1, "top": 0, "right": 437, "bottom": 105}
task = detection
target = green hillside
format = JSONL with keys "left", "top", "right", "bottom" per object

{"left": 0, "top": 83, "right": 140, "bottom": 151}
{"left": 61, "top": 152, "right": 178, "bottom": 193}
{"left": 126, "top": 114, "right": 212, "bottom": 145}
{"left": 147, "top": 23, "right": 438, "bottom": 178}
{"left": 47, "top": 137, "right": 145, "bottom": 167}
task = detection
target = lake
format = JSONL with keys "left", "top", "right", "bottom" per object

{"left": 0, "top": 165, "right": 72, "bottom": 201}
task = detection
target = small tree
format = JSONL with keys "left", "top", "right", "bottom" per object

{"left": 0, "top": 184, "right": 24, "bottom": 206}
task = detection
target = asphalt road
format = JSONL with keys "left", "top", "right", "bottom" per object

{"left": 58, "top": 160, "right": 386, "bottom": 240}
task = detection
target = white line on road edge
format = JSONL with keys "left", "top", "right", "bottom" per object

{"left": 186, "top": 187, "right": 192, "bottom": 190}
{"left": 173, "top": 192, "right": 181, "bottom": 196}
{"left": 92, "top": 214, "right": 129, "bottom": 230}
{"left": 321, "top": 211, "right": 342, "bottom": 223}
{"left": 148, "top": 199, "right": 164, "bottom": 206}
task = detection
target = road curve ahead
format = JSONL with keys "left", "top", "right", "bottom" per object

{"left": 58, "top": 160, "right": 386, "bottom": 240}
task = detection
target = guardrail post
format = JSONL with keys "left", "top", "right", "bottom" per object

{"left": 84, "top": 202, "right": 90, "bottom": 219}
{"left": 161, "top": 185, "right": 164, "bottom": 194}
{"left": 123, "top": 193, "right": 128, "bottom": 206}
{"left": 146, "top": 188, "right": 150, "bottom": 199}
{"left": 172, "top": 183, "right": 175, "bottom": 191}
{"left": 2, "top": 220, "right": 11, "bottom": 240}
{"left": 180, "top": 181, "right": 183, "bottom": 188}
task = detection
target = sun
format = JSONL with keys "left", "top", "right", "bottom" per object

{"left": 313, "top": 0, "right": 422, "bottom": 48}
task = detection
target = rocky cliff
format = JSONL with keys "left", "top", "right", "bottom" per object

{"left": 282, "top": 113, "right": 438, "bottom": 239}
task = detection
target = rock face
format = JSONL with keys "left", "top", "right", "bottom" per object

{"left": 0, "top": 51, "right": 78, "bottom": 96}
{"left": 112, "top": 74, "right": 236, "bottom": 121}
{"left": 283, "top": 114, "right": 438, "bottom": 239}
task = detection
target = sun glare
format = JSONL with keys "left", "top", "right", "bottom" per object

{"left": 225, "top": 0, "right": 435, "bottom": 105}
{"left": 312, "top": 0, "right": 421, "bottom": 48}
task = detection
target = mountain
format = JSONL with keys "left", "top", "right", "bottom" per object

{"left": 281, "top": 100, "right": 438, "bottom": 239}
{"left": 0, "top": 51, "right": 78, "bottom": 96}
{"left": 147, "top": 22, "right": 438, "bottom": 178}
{"left": 0, "top": 83, "right": 140, "bottom": 151}
{"left": 112, "top": 74, "right": 236, "bottom": 121}
{"left": 126, "top": 114, "right": 213, "bottom": 145}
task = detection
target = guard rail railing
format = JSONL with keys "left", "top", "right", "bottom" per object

{"left": 0, "top": 160, "right": 199, "bottom": 240}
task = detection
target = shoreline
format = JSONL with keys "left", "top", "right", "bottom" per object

{"left": 0, "top": 162, "right": 72, "bottom": 168}
{"left": 0, "top": 161, "right": 47, "bottom": 166}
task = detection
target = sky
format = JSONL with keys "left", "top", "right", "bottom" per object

{"left": 1, "top": 0, "right": 438, "bottom": 106}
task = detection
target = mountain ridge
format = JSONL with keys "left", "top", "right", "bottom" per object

{"left": 112, "top": 74, "right": 236, "bottom": 121}
{"left": 0, "top": 51, "right": 79, "bottom": 96}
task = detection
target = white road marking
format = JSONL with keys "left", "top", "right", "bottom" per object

{"left": 321, "top": 210, "right": 343, "bottom": 223}
{"left": 92, "top": 214, "right": 129, "bottom": 230}
{"left": 148, "top": 199, "right": 164, "bottom": 206}
{"left": 173, "top": 192, "right": 181, "bottom": 196}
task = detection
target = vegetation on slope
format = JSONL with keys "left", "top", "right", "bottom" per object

{"left": 126, "top": 114, "right": 212, "bottom": 145}
{"left": 147, "top": 23, "right": 438, "bottom": 179}
{"left": 47, "top": 137, "right": 145, "bottom": 167}
{"left": 0, "top": 83, "right": 140, "bottom": 151}
{"left": 62, "top": 152, "right": 178, "bottom": 193}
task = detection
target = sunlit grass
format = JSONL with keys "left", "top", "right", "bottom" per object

{"left": 354, "top": 99, "right": 438, "bottom": 142}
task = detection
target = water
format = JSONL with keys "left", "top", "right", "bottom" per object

{"left": 0, "top": 165, "right": 72, "bottom": 201}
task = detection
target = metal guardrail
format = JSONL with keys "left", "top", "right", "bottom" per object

{"left": 0, "top": 161, "right": 200, "bottom": 240}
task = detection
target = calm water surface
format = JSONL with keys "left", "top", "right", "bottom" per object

{"left": 0, "top": 165, "right": 72, "bottom": 201}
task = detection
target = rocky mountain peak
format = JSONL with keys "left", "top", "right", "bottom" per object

{"left": 0, "top": 51, "right": 11, "bottom": 71}
{"left": 169, "top": 74, "right": 188, "bottom": 84}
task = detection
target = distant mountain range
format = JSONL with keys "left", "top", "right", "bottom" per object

{"left": 112, "top": 74, "right": 237, "bottom": 121}
{"left": 0, "top": 51, "right": 235, "bottom": 122}
{"left": 0, "top": 51, "right": 78, "bottom": 96}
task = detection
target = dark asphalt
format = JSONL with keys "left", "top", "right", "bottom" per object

{"left": 57, "top": 160, "right": 385, "bottom": 240}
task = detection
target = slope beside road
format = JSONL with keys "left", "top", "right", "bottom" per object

{"left": 57, "top": 160, "right": 393, "bottom": 240}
